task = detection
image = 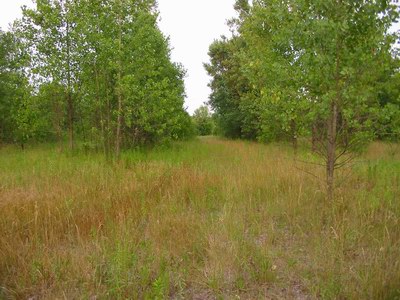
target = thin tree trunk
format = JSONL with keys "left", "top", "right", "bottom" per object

{"left": 67, "top": 92, "right": 74, "bottom": 151}
{"left": 94, "top": 66, "right": 105, "bottom": 156}
{"left": 326, "top": 19, "right": 342, "bottom": 201}
{"left": 66, "top": 2, "right": 74, "bottom": 151}
{"left": 291, "top": 119, "right": 298, "bottom": 155}
{"left": 115, "top": 84, "right": 122, "bottom": 158}
{"left": 52, "top": 88, "right": 63, "bottom": 151}
{"left": 312, "top": 123, "right": 318, "bottom": 153}
{"left": 326, "top": 101, "right": 337, "bottom": 201}
{"left": 106, "top": 82, "right": 111, "bottom": 159}
{"left": 115, "top": 0, "right": 123, "bottom": 158}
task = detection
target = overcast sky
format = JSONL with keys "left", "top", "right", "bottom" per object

{"left": 1, "top": 1, "right": 399, "bottom": 114}
{"left": 158, "top": 0, "right": 236, "bottom": 113}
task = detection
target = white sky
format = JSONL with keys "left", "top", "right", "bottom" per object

{"left": 157, "top": 0, "right": 236, "bottom": 114}
{"left": 1, "top": 1, "right": 399, "bottom": 114}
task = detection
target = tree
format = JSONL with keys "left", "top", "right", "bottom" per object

{"left": 238, "top": 0, "right": 311, "bottom": 150}
{"left": 294, "top": 0, "right": 399, "bottom": 200}
{"left": 0, "top": 29, "right": 32, "bottom": 147}
{"left": 18, "top": 0, "right": 80, "bottom": 150}
{"left": 192, "top": 105, "right": 214, "bottom": 136}
{"left": 206, "top": 0, "right": 399, "bottom": 200}
{"left": 0, "top": 29, "right": 16, "bottom": 143}
{"left": 205, "top": 36, "right": 254, "bottom": 139}
{"left": 375, "top": 55, "right": 400, "bottom": 141}
{"left": 8, "top": 0, "right": 191, "bottom": 155}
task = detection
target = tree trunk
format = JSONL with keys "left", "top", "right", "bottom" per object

{"left": 311, "top": 123, "right": 318, "bottom": 153}
{"left": 67, "top": 92, "right": 74, "bottom": 151}
{"left": 116, "top": 88, "right": 122, "bottom": 158}
{"left": 94, "top": 66, "right": 105, "bottom": 156}
{"left": 326, "top": 101, "right": 337, "bottom": 201}
{"left": 106, "top": 82, "right": 111, "bottom": 159}
{"left": 66, "top": 4, "right": 74, "bottom": 151}
{"left": 115, "top": 0, "right": 123, "bottom": 158}
{"left": 291, "top": 119, "right": 298, "bottom": 155}
{"left": 53, "top": 88, "right": 63, "bottom": 152}
{"left": 326, "top": 22, "right": 342, "bottom": 201}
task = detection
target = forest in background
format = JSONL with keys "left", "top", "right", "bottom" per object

{"left": 1, "top": 0, "right": 399, "bottom": 154}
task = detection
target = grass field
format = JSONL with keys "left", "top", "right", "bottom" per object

{"left": 0, "top": 137, "right": 399, "bottom": 299}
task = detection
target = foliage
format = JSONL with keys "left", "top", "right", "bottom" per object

{"left": 206, "top": 0, "right": 400, "bottom": 198}
{"left": 2, "top": 0, "right": 191, "bottom": 154}
{"left": 205, "top": 36, "right": 253, "bottom": 139}
{"left": 0, "top": 29, "right": 32, "bottom": 146}
{"left": 375, "top": 56, "right": 400, "bottom": 141}
{"left": 192, "top": 105, "right": 214, "bottom": 136}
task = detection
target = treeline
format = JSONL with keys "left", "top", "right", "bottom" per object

{"left": 206, "top": 0, "right": 400, "bottom": 199}
{"left": 0, "top": 0, "right": 193, "bottom": 157}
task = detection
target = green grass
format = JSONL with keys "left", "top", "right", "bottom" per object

{"left": 0, "top": 137, "right": 399, "bottom": 299}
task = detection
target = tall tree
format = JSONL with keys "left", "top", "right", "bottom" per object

{"left": 19, "top": 0, "right": 80, "bottom": 150}
{"left": 206, "top": 0, "right": 399, "bottom": 199}
{"left": 9, "top": 0, "right": 191, "bottom": 154}
{"left": 0, "top": 29, "right": 32, "bottom": 147}
{"left": 294, "top": 0, "right": 399, "bottom": 199}
{"left": 205, "top": 36, "right": 253, "bottom": 139}
{"left": 193, "top": 105, "right": 214, "bottom": 136}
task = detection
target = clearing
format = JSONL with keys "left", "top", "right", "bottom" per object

{"left": 0, "top": 138, "right": 399, "bottom": 299}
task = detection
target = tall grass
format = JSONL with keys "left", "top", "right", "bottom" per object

{"left": 0, "top": 138, "right": 399, "bottom": 299}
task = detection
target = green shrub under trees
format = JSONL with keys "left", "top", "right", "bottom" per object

{"left": 0, "top": 0, "right": 193, "bottom": 155}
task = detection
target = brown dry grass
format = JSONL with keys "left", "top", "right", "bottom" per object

{"left": 0, "top": 138, "right": 399, "bottom": 299}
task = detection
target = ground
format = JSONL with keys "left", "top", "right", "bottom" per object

{"left": 0, "top": 137, "right": 399, "bottom": 299}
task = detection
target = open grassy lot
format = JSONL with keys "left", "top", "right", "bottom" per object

{"left": 0, "top": 138, "right": 399, "bottom": 299}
